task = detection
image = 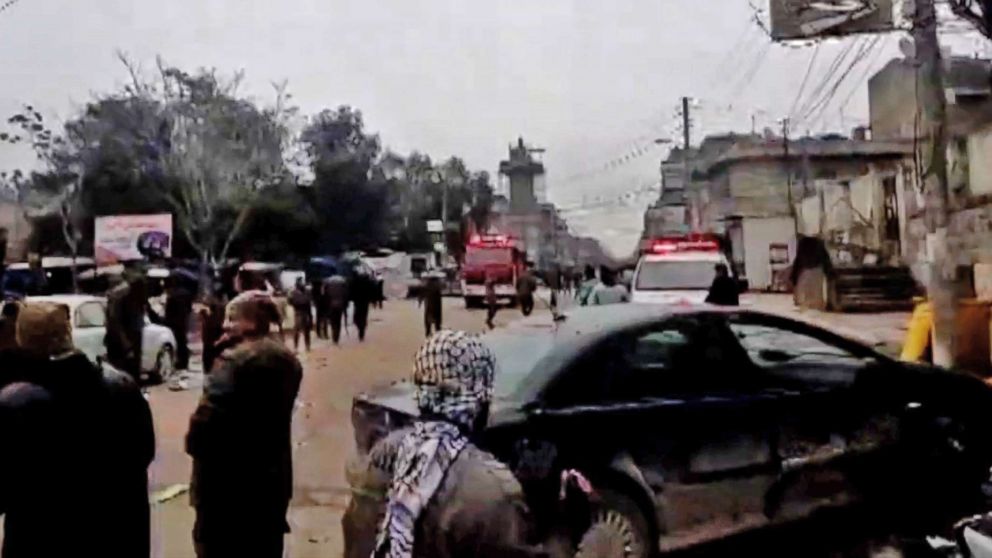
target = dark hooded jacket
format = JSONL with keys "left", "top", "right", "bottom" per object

{"left": 186, "top": 335, "right": 303, "bottom": 542}
{"left": 343, "top": 428, "right": 543, "bottom": 558}
{"left": 0, "top": 351, "right": 155, "bottom": 558}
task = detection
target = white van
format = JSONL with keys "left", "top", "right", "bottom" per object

{"left": 630, "top": 236, "right": 736, "bottom": 305}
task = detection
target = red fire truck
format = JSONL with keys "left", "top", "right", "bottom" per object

{"left": 460, "top": 234, "right": 526, "bottom": 308}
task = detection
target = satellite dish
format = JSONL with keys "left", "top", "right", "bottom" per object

{"left": 898, "top": 37, "right": 916, "bottom": 59}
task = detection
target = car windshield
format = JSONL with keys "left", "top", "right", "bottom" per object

{"left": 636, "top": 260, "right": 717, "bottom": 290}
{"left": 465, "top": 248, "right": 512, "bottom": 267}
{"left": 483, "top": 329, "right": 555, "bottom": 398}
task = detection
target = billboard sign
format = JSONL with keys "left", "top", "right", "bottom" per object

{"left": 95, "top": 214, "right": 173, "bottom": 265}
{"left": 769, "top": 0, "right": 895, "bottom": 40}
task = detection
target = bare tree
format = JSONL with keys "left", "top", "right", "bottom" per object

{"left": 948, "top": 0, "right": 992, "bottom": 40}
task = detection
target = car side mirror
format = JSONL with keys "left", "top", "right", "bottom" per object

{"left": 737, "top": 278, "right": 749, "bottom": 293}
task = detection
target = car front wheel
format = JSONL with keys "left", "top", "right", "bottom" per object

{"left": 575, "top": 489, "right": 652, "bottom": 558}
{"left": 152, "top": 345, "right": 176, "bottom": 384}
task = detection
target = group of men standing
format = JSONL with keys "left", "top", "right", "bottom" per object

{"left": 288, "top": 270, "right": 382, "bottom": 352}
{"left": 0, "top": 286, "right": 304, "bottom": 558}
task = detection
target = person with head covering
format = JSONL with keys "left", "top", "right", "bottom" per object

{"left": 705, "top": 263, "right": 740, "bottom": 306}
{"left": 343, "top": 330, "right": 542, "bottom": 558}
{"left": 186, "top": 290, "right": 303, "bottom": 558}
{"left": 0, "top": 301, "right": 155, "bottom": 558}
{"left": 105, "top": 267, "right": 150, "bottom": 381}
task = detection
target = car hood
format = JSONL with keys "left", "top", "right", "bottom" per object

{"left": 631, "top": 290, "right": 709, "bottom": 305}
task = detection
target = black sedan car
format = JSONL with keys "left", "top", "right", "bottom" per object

{"left": 349, "top": 304, "right": 992, "bottom": 557}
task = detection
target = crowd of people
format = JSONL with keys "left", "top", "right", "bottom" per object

{"left": 0, "top": 255, "right": 741, "bottom": 557}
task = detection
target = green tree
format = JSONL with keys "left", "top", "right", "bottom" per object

{"left": 300, "top": 106, "right": 386, "bottom": 253}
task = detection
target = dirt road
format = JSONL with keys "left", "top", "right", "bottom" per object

{"left": 148, "top": 297, "right": 526, "bottom": 558}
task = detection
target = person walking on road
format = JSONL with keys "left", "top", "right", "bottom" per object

{"left": 186, "top": 291, "right": 303, "bottom": 558}
{"left": 313, "top": 278, "right": 329, "bottom": 340}
{"left": 485, "top": 276, "right": 499, "bottom": 330}
{"left": 105, "top": 269, "right": 149, "bottom": 382}
{"left": 343, "top": 330, "right": 542, "bottom": 558}
{"left": 164, "top": 274, "right": 194, "bottom": 371}
{"left": 351, "top": 271, "right": 375, "bottom": 342}
{"left": 197, "top": 284, "right": 228, "bottom": 375}
{"left": 576, "top": 265, "right": 598, "bottom": 306}
{"left": 323, "top": 273, "right": 349, "bottom": 345}
{"left": 516, "top": 265, "right": 537, "bottom": 317}
{"left": 590, "top": 266, "right": 629, "bottom": 306}
{"left": 705, "top": 263, "right": 740, "bottom": 306}
{"left": 0, "top": 301, "right": 155, "bottom": 558}
{"left": 289, "top": 278, "right": 314, "bottom": 352}
{"left": 420, "top": 273, "right": 443, "bottom": 337}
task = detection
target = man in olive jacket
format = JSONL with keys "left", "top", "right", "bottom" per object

{"left": 186, "top": 291, "right": 303, "bottom": 558}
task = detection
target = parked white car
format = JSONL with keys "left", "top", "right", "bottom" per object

{"left": 23, "top": 295, "right": 178, "bottom": 381}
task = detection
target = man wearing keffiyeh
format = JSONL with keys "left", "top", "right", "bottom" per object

{"left": 344, "top": 330, "right": 544, "bottom": 558}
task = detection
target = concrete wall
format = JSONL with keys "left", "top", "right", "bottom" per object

{"left": 742, "top": 216, "right": 795, "bottom": 290}
{"left": 969, "top": 125, "right": 992, "bottom": 196}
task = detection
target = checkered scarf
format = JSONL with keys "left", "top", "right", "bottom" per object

{"left": 373, "top": 330, "right": 495, "bottom": 558}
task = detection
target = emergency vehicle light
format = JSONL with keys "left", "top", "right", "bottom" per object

{"left": 649, "top": 235, "right": 720, "bottom": 254}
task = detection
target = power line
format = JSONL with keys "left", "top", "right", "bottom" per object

{"left": 0, "top": 0, "right": 22, "bottom": 15}
{"left": 795, "top": 36, "right": 874, "bottom": 129}
{"left": 803, "top": 35, "right": 882, "bottom": 132}
{"left": 794, "top": 38, "right": 862, "bottom": 125}
{"left": 788, "top": 42, "right": 822, "bottom": 122}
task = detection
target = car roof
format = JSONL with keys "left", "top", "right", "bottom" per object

{"left": 25, "top": 294, "right": 104, "bottom": 310}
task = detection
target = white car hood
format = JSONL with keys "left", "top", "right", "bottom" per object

{"left": 631, "top": 290, "right": 709, "bottom": 305}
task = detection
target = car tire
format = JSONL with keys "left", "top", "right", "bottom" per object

{"left": 152, "top": 345, "right": 176, "bottom": 384}
{"left": 575, "top": 489, "right": 653, "bottom": 558}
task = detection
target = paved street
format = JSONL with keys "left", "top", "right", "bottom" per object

{"left": 146, "top": 296, "right": 528, "bottom": 558}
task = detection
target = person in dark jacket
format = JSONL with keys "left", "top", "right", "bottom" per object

{"left": 0, "top": 301, "right": 18, "bottom": 351}
{"left": 288, "top": 278, "right": 313, "bottom": 352}
{"left": 419, "top": 273, "right": 443, "bottom": 337}
{"left": 0, "top": 301, "right": 155, "bottom": 558}
{"left": 485, "top": 276, "right": 499, "bottom": 330}
{"left": 323, "top": 274, "right": 349, "bottom": 344}
{"left": 105, "top": 271, "right": 149, "bottom": 381}
{"left": 343, "top": 330, "right": 543, "bottom": 558}
{"left": 705, "top": 263, "right": 740, "bottom": 306}
{"left": 186, "top": 291, "right": 303, "bottom": 558}
{"left": 164, "top": 274, "right": 194, "bottom": 370}
{"left": 516, "top": 265, "right": 538, "bottom": 317}
{"left": 351, "top": 272, "right": 374, "bottom": 342}
{"left": 197, "top": 284, "right": 228, "bottom": 374}
{"left": 312, "top": 280, "right": 329, "bottom": 339}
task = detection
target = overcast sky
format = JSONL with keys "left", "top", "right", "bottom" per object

{"left": 1, "top": 0, "right": 983, "bottom": 255}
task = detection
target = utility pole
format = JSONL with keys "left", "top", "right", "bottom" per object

{"left": 783, "top": 118, "right": 798, "bottom": 234}
{"left": 682, "top": 96, "right": 691, "bottom": 151}
{"left": 914, "top": 0, "right": 956, "bottom": 367}
{"left": 681, "top": 97, "right": 692, "bottom": 202}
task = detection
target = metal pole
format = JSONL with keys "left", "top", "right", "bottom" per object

{"left": 914, "top": 0, "right": 956, "bottom": 367}
{"left": 783, "top": 118, "right": 798, "bottom": 234}
{"left": 682, "top": 96, "right": 691, "bottom": 151}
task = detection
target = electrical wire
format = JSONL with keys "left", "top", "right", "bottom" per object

{"left": 0, "top": 0, "right": 22, "bottom": 15}
{"left": 802, "top": 35, "right": 882, "bottom": 132}
{"left": 794, "top": 38, "right": 862, "bottom": 125}
{"left": 788, "top": 42, "right": 823, "bottom": 122}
